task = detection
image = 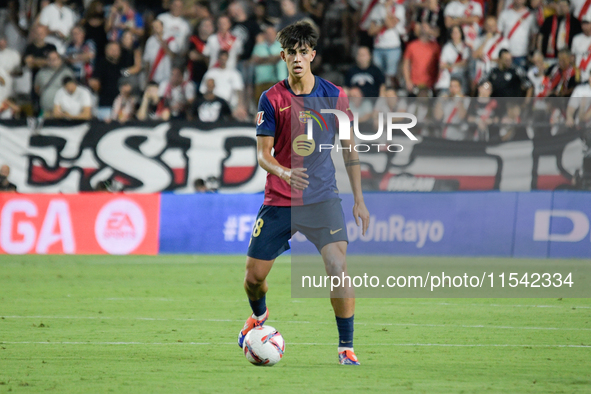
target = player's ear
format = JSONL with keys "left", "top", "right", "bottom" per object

{"left": 280, "top": 50, "right": 286, "bottom": 62}
{"left": 311, "top": 49, "right": 316, "bottom": 62}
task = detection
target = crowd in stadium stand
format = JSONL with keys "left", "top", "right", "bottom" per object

{"left": 1, "top": 0, "right": 591, "bottom": 141}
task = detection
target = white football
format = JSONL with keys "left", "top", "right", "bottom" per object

{"left": 243, "top": 325, "right": 285, "bottom": 366}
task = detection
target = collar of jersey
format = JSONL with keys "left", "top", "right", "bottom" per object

{"left": 283, "top": 75, "right": 319, "bottom": 97}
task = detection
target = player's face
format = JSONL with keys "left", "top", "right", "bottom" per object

{"left": 281, "top": 45, "right": 316, "bottom": 79}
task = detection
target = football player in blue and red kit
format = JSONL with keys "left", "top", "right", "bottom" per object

{"left": 238, "top": 21, "right": 370, "bottom": 365}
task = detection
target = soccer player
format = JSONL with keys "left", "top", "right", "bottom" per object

{"left": 238, "top": 21, "right": 370, "bottom": 365}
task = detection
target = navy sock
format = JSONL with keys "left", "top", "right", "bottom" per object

{"left": 335, "top": 315, "right": 354, "bottom": 348}
{"left": 248, "top": 295, "right": 267, "bottom": 317}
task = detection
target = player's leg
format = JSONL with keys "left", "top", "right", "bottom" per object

{"left": 321, "top": 241, "right": 359, "bottom": 365}
{"left": 239, "top": 205, "right": 291, "bottom": 348}
{"left": 238, "top": 257, "right": 274, "bottom": 348}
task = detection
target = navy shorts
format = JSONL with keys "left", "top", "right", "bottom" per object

{"left": 247, "top": 198, "right": 348, "bottom": 260}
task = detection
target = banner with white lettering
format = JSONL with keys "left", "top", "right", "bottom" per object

{"left": 0, "top": 120, "right": 584, "bottom": 193}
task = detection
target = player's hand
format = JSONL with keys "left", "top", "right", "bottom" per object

{"left": 353, "top": 200, "right": 370, "bottom": 236}
{"left": 287, "top": 168, "right": 309, "bottom": 190}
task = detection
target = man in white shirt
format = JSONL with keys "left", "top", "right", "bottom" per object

{"left": 472, "top": 16, "right": 509, "bottom": 84}
{"left": 0, "top": 35, "right": 21, "bottom": 75}
{"left": 444, "top": 0, "right": 483, "bottom": 49}
{"left": 368, "top": 0, "right": 406, "bottom": 88}
{"left": 200, "top": 50, "right": 247, "bottom": 120}
{"left": 158, "top": 66, "right": 196, "bottom": 119}
{"left": 498, "top": 0, "right": 538, "bottom": 68}
{"left": 203, "top": 15, "right": 243, "bottom": 70}
{"left": 157, "top": 0, "right": 191, "bottom": 53}
{"left": 572, "top": 14, "right": 591, "bottom": 80}
{"left": 566, "top": 77, "right": 591, "bottom": 126}
{"left": 53, "top": 76, "right": 93, "bottom": 120}
{"left": 38, "top": 0, "right": 78, "bottom": 55}
{"left": 143, "top": 19, "right": 179, "bottom": 84}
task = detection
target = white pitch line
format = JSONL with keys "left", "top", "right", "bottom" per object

{"left": 2, "top": 315, "right": 590, "bottom": 331}
{"left": 0, "top": 341, "right": 589, "bottom": 348}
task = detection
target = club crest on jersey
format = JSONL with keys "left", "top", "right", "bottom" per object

{"left": 256, "top": 111, "right": 265, "bottom": 126}
{"left": 298, "top": 111, "right": 311, "bottom": 124}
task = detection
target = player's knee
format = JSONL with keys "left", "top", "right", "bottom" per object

{"left": 323, "top": 255, "right": 346, "bottom": 276}
{"left": 244, "top": 271, "right": 266, "bottom": 289}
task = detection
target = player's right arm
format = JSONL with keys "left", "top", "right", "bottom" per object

{"left": 255, "top": 91, "right": 308, "bottom": 190}
{"left": 256, "top": 136, "right": 308, "bottom": 190}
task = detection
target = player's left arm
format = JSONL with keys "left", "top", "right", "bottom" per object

{"left": 341, "top": 129, "right": 370, "bottom": 236}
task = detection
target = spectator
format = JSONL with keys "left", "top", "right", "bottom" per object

{"left": 254, "top": 1, "right": 276, "bottom": 31}
{"left": 105, "top": 0, "right": 144, "bottom": 41}
{"left": 367, "top": 0, "right": 406, "bottom": 88}
{"left": 193, "top": 78, "right": 232, "bottom": 122}
{"left": 4, "top": 0, "right": 27, "bottom": 54}
{"left": 434, "top": 77, "right": 470, "bottom": 140}
{"left": 499, "top": 100, "right": 529, "bottom": 141}
{"left": 111, "top": 77, "right": 137, "bottom": 123}
{"left": 24, "top": 25, "right": 57, "bottom": 108}
{"left": 498, "top": 0, "right": 538, "bottom": 68}
{"left": 403, "top": 23, "right": 440, "bottom": 94}
{"left": 540, "top": 49, "right": 578, "bottom": 97}
{"left": 0, "top": 34, "right": 21, "bottom": 76}
{"left": 443, "top": 0, "right": 483, "bottom": 49}
{"left": 204, "top": 15, "right": 242, "bottom": 70}
{"left": 538, "top": 0, "right": 581, "bottom": 60}
{"left": 0, "top": 165, "right": 16, "bottom": 192}
{"left": 414, "top": 0, "right": 445, "bottom": 44}
{"left": 119, "top": 29, "right": 143, "bottom": 90}
{"left": 38, "top": 0, "right": 78, "bottom": 54}
{"left": 200, "top": 50, "right": 247, "bottom": 120}
{"left": 572, "top": 0, "right": 591, "bottom": 20}
{"left": 65, "top": 25, "right": 96, "bottom": 83}
{"left": 194, "top": 178, "right": 210, "bottom": 192}
{"left": 277, "top": 0, "right": 308, "bottom": 32}
{"left": 302, "top": 0, "right": 328, "bottom": 29}
{"left": 467, "top": 80, "right": 500, "bottom": 141}
{"left": 229, "top": 1, "right": 261, "bottom": 68}
{"left": 158, "top": 0, "right": 191, "bottom": 52}
{"left": 472, "top": 16, "right": 509, "bottom": 86}
{"left": 185, "top": 1, "right": 212, "bottom": 29}
{"left": 89, "top": 42, "right": 123, "bottom": 120}
{"left": 566, "top": 77, "right": 591, "bottom": 127}
{"left": 435, "top": 25, "right": 470, "bottom": 95}
{"left": 159, "top": 66, "right": 196, "bottom": 120}
{"left": 487, "top": 49, "right": 529, "bottom": 97}
{"left": 251, "top": 25, "right": 287, "bottom": 100}
{"left": 82, "top": 0, "right": 107, "bottom": 58}
{"left": 348, "top": 86, "right": 373, "bottom": 131}
{"left": 188, "top": 18, "right": 214, "bottom": 89}
{"left": 527, "top": 50, "right": 550, "bottom": 97}
{"left": 571, "top": 14, "right": 591, "bottom": 81}
{"left": 34, "top": 50, "right": 75, "bottom": 116}
{"left": 137, "top": 81, "right": 170, "bottom": 121}
{"left": 144, "top": 20, "right": 178, "bottom": 85}
{"left": 345, "top": 46, "right": 385, "bottom": 98}
{"left": 53, "top": 76, "right": 93, "bottom": 120}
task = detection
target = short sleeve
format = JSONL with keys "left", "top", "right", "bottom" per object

{"left": 256, "top": 92, "right": 276, "bottom": 137}
{"left": 337, "top": 87, "right": 355, "bottom": 123}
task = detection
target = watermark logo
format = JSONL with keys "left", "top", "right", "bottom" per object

{"left": 300, "top": 109, "right": 418, "bottom": 154}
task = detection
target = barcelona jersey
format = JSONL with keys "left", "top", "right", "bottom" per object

{"left": 255, "top": 76, "right": 353, "bottom": 206}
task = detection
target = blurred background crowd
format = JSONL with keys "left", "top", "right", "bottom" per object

{"left": 1, "top": 0, "right": 591, "bottom": 141}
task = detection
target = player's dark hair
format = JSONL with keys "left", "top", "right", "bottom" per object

{"left": 276, "top": 20, "right": 318, "bottom": 50}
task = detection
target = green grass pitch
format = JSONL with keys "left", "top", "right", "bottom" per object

{"left": 0, "top": 255, "right": 590, "bottom": 393}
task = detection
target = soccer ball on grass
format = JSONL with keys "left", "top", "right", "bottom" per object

{"left": 243, "top": 325, "right": 285, "bottom": 366}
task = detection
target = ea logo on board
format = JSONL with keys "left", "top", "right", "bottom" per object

{"left": 95, "top": 199, "right": 146, "bottom": 255}
{"left": 293, "top": 134, "right": 315, "bottom": 156}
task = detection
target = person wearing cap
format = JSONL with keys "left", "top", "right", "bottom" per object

{"left": 53, "top": 76, "right": 93, "bottom": 120}
{"left": 572, "top": 14, "right": 591, "bottom": 81}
